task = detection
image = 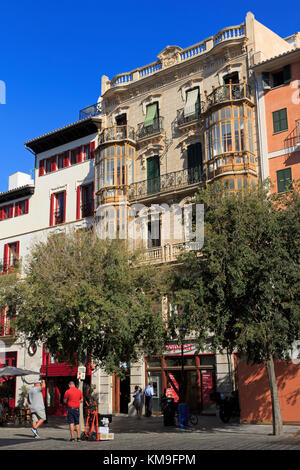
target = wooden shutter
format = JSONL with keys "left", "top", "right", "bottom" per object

{"left": 144, "top": 103, "right": 158, "bottom": 127}
{"left": 39, "top": 159, "right": 45, "bottom": 176}
{"left": 14, "top": 203, "right": 19, "bottom": 217}
{"left": 62, "top": 190, "right": 67, "bottom": 223}
{"left": 8, "top": 205, "right": 13, "bottom": 218}
{"left": 76, "top": 186, "right": 81, "bottom": 220}
{"left": 262, "top": 72, "right": 271, "bottom": 90}
{"left": 91, "top": 182, "right": 94, "bottom": 213}
{"left": 50, "top": 156, "right": 57, "bottom": 172}
{"left": 25, "top": 199, "right": 29, "bottom": 214}
{"left": 147, "top": 156, "right": 160, "bottom": 194}
{"left": 3, "top": 244, "right": 8, "bottom": 273}
{"left": 63, "top": 151, "right": 69, "bottom": 168}
{"left": 50, "top": 193, "right": 55, "bottom": 226}
{"left": 277, "top": 168, "right": 292, "bottom": 193}
{"left": 90, "top": 141, "right": 95, "bottom": 159}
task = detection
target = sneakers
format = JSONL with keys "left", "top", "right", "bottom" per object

{"left": 31, "top": 427, "right": 38, "bottom": 438}
{"left": 34, "top": 434, "right": 40, "bottom": 439}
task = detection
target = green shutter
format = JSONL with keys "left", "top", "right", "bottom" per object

{"left": 144, "top": 103, "right": 158, "bottom": 128}
{"left": 277, "top": 168, "right": 292, "bottom": 193}
{"left": 147, "top": 156, "right": 160, "bottom": 194}
{"left": 283, "top": 64, "right": 291, "bottom": 84}
{"left": 273, "top": 108, "right": 288, "bottom": 133}
{"left": 262, "top": 72, "right": 271, "bottom": 90}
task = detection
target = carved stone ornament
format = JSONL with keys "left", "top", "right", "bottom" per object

{"left": 157, "top": 46, "right": 182, "bottom": 69}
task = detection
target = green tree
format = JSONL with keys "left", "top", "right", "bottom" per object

{"left": 169, "top": 181, "right": 300, "bottom": 435}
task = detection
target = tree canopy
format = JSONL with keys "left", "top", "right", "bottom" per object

{"left": 0, "top": 231, "right": 167, "bottom": 375}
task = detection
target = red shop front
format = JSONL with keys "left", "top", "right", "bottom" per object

{"left": 146, "top": 343, "right": 215, "bottom": 414}
{"left": 0, "top": 351, "right": 17, "bottom": 409}
{"left": 40, "top": 348, "right": 91, "bottom": 416}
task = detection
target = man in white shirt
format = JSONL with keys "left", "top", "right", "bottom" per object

{"left": 144, "top": 382, "right": 154, "bottom": 417}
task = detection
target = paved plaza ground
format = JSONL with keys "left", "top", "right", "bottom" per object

{"left": 0, "top": 414, "right": 299, "bottom": 456}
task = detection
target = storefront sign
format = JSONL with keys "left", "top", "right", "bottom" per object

{"left": 164, "top": 344, "right": 198, "bottom": 355}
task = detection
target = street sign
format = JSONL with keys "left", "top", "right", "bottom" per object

{"left": 77, "top": 366, "right": 86, "bottom": 381}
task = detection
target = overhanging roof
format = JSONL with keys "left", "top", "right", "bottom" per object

{"left": 25, "top": 116, "right": 102, "bottom": 154}
{"left": 252, "top": 48, "right": 300, "bottom": 72}
{"left": 0, "top": 184, "right": 35, "bottom": 204}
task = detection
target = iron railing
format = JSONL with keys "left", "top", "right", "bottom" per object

{"left": 98, "top": 125, "right": 136, "bottom": 145}
{"left": 177, "top": 102, "right": 206, "bottom": 126}
{"left": 136, "top": 117, "right": 164, "bottom": 139}
{"left": 284, "top": 119, "right": 300, "bottom": 149}
{"left": 79, "top": 102, "right": 102, "bottom": 120}
{"left": 129, "top": 166, "right": 204, "bottom": 200}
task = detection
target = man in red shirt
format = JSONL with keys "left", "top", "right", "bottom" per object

{"left": 63, "top": 381, "right": 83, "bottom": 442}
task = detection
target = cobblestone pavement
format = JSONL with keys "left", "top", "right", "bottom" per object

{"left": 0, "top": 414, "right": 299, "bottom": 452}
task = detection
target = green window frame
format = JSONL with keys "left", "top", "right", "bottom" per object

{"left": 272, "top": 108, "right": 288, "bottom": 134}
{"left": 277, "top": 168, "right": 292, "bottom": 193}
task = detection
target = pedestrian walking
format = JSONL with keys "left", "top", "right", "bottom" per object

{"left": 144, "top": 382, "right": 154, "bottom": 417}
{"left": 28, "top": 379, "right": 46, "bottom": 439}
{"left": 63, "top": 381, "right": 83, "bottom": 442}
{"left": 133, "top": 386, "right": 142, "bottom": 419}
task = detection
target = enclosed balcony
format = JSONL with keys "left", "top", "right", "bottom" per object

{"left": 98, "top": 125, "right": 136, "bottom": 145}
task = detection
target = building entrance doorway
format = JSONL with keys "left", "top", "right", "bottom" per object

{"left": 113, "top": 368, "right": 130, "bottom": 414}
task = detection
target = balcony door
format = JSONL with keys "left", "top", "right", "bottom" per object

{"left": 147, "top": 156, "right": 160, "bottom": 195}
{"left": 187, "top": 143, "right": 202, "bottom": 184}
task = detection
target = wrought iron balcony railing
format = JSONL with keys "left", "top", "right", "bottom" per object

{"left": 284, "top": 119, "right": 300, "bottom": 149}
{"left": 136, "top": 117, "right": 164, "bottom": 140}
{"left": 98, "top": 125, "right": 136, "bottom": 145}
{"left": 177, "top": 102, "right": 206, "bottom": 126}
{"left": 129, "top": 166, "right": 204, "bottom": 200}
{"left": 79, "top": 102, "right": 102, "bottom": 120}
{"left": 206, "top": 83, "right": 251, "bottom": 109}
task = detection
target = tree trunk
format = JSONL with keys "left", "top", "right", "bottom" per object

{"left": 266, "top": 356, "right": 283, "bottom": 436}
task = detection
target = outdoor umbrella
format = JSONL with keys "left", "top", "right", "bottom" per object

{"left": 0, "top": 366, "right": 40, "bottom": 377}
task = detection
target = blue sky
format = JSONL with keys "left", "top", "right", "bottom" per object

{"left": 0, "top": 0, "right": 299, "bottom": 193}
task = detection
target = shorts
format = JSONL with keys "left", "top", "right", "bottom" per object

{"left": 31, "top": 410, "right": 46, "bottom": 422}
{"left": 67, "top": 407, "right": 80, "bottom": 425}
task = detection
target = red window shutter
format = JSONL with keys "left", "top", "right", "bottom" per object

{"left": 76, "top": 186, "right": 81, "bottom": 220}
{"left": 8, "top": 205, "right": 13, "bottom": 218}
{"left": 0, "top": 207, "right": 3, "bottom": 220}
{"left": 39, "top": 159, "right": 45, "bottom": 176}
{"left": 3, "top": 244, "right": 8, "bottom": 273}
{"left": 91, "top": 182, "right": 94, "bottom": 213}
{"left": 63, "top": 151, "right": 69, "bottom": 168}
{"left": 16, "top": 241, "right": 20, "bottom": 260}
{"left": 63, "top": 190, "right": 67, "bottom": 223}
{"left": 90, "top": 141, "right": 95, "bottom": 159}
{"left": 14, "top": 203, "right": 19, "bottom": 217}
{"left": 50, "top": 194, "right": 55, "bottom": 226}
{"left": 51, "top": 156, "right": 57, "bottom": 172}
{"left": 25, "top": 199, "right": 29, "bottom": 214}
{"left": 77, "top": 147, "right": 83, "bottom": 164}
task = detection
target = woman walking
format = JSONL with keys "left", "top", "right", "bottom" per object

{"left": 133, "top": 386, "right": 142, "bottom": 419}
